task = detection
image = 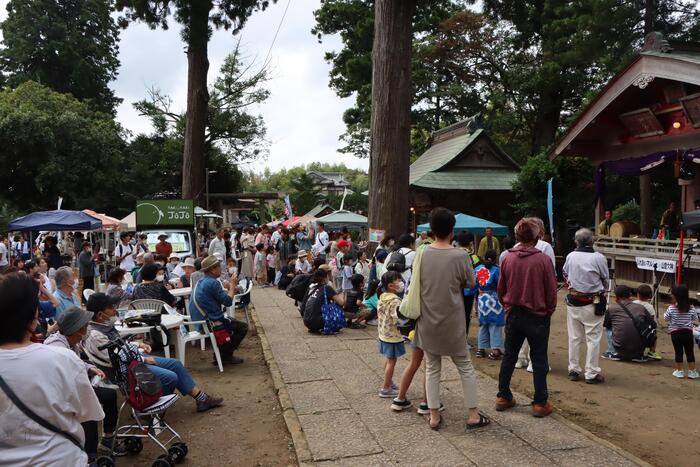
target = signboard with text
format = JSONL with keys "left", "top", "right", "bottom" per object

{"left": 635, "top": 256, "right": 676, "bottom": 273}
{"left": 136, "top": 199, "right": 194, "bottom": 227}
{"left": 369, "top": 228, "right": 385, "bottom": 243}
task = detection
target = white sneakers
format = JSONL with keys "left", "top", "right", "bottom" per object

{"left": 673, "top": 369, "right": 699, "bottom": 379}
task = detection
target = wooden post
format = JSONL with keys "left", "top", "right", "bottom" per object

{"left": 368, "top": 0, "right": 415, "bottom": 237}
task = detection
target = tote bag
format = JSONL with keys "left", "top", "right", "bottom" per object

{"left": 398, "top": 246, "right": 425, "bottom": 320}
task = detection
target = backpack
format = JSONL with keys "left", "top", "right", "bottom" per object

{"left": 126, "top": 360, "right": 163, "bottom": 411}
{"left": 286, "top": 273, "right": 312, "bottom": 301}
{"left": 620, "top": 303, "right": 657, "bottom": 348}
{"left": 385, "top": 249, "right": 409, "bottom": 273}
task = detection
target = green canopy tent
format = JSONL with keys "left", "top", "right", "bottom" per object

{"left": 315, "top": 210, "right": 368, "bottom": 229}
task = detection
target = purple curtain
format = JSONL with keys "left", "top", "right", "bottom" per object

{"left": 594, "top": 148, "right": 700, "bottom": 205}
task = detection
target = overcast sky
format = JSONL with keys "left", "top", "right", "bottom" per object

{"left": 0, "top": 1, "right": 369, "bottom": 173}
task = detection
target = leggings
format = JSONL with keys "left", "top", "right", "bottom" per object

{"left": 671, "top": 330, "right": 695, "bottom": 363}
{"left": 82, "top": 386, "right": 119, "bottom": 455}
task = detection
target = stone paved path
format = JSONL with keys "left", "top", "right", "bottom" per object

{"left": 252, "top": 288, "right": 647, "bottom": 467}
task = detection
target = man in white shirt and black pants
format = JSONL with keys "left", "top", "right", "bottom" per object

{"left": 312, "top": 222, "right": 329, "bottom": 262}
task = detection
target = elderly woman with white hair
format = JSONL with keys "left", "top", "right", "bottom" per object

{"left": 53, "top": 266, "right": 81, "bottom": 316}
{"left": 562, "top": 228, "right": 609, "bottom": 384}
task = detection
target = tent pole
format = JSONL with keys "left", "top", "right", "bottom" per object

{"left": 677, "top": 228, "right": 684, "bottom": 285}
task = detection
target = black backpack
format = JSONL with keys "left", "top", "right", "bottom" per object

{"left": 385, "top": 249, "right": 408, "bottom": 273}
{"left": 286, "top": 273, "right": 312, "bottom": 301}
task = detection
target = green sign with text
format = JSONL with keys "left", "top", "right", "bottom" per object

{"left": 136, "top": 199, "right": 194, "bottom": 227}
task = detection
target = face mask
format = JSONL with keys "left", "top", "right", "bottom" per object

{"left": 73, "top": 279, "right": 79, "bottom": 289}
{"left": 156, "top": 275, "right": 165, "bottom": 282}
{"left": 106, "top": 315, "right": 118, "bottom": 326}
{"left": 396, "top": 282, "right": 405, "bottom": 294}
{"left": 228, "top": 267, "right": 237, "bottom": 275}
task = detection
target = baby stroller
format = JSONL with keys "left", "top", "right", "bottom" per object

{"left": 95, "top": 337, "right": 188, "bottom": 467}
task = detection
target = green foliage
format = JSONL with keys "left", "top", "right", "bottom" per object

{"left": 613, "top": 200, "right": 640, "bottom": 224}
{"left": 0, "top": 0, "right": 121, "bottom": 114}
{"left": 0, "top": 81, "right": 125, "bottom": 212}
{"left": 512, "top": 154, "right": 595, "bottom": 227}
{"left": 133, "top": 45, "right": 270, "bottom": 163}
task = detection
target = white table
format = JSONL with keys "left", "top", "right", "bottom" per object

{"left": 170, "top": 287, "right": 192, "bottom": 315}
{"left": 116, "top": 314, "right": 184, "bottom": 361}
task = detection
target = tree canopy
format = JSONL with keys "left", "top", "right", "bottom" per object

{"left": 0, "top": 0, "right": 121, "bottom": 114}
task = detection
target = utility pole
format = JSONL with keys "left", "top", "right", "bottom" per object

{"left": 368, "top": 0, "right": 415, "bottom": 239}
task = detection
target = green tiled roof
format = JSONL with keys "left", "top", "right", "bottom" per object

{"left": 409, "top": 129, "right": 483, "bottom": 185}
{"left": 641, "top": 49, "right": 700, "bottom": 66}
{"left": 412, "top": 169, "right": 518, "bottom": 191}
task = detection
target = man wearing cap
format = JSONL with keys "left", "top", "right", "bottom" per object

{"left": 84, "top": 293, "right": 224, "bottom": 412}
{"left": 190, "top": 256, "right": 249, "bottom": 365}
{"left": 44, "top": 307, "right": 127, "bottom": 458}
{"left": 155, "top": 233, "right": 173, "bottom": 258}
{"left": 295, "top": 250, "right": 312, "bottom": 274}
{"left": 604, "top": 286, "right": 653, "bottom": 361}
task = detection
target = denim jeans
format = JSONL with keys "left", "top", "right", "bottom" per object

{"left": 498, "top": 309, "right": 551, "bottom": 404}
{"left": 479, "top": 323, "right": 505, "bottom": 350}
{"left": 605, "top": 327, "right": 614, "bottom": 354}
{"left": 147, "top": 356, "right": 196, "bottom": 396}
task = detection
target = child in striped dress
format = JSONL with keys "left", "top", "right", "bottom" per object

{"left": 664, "top": 284, "right": 699, "bottom": 379}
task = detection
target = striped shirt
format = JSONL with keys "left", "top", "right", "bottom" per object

{"left": 663, "top": 306, "right": 698, "bottom": 332}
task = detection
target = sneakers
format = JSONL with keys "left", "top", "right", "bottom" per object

{"left": 631, "top": 356, "right": 650, "bottom": 363}
{"left": 196, "top": 394, "right": 224, "bottom": 412}
{"left": 688, "top": 370, "right": 699, "bottom": 379}
{"left": 646, "top": 351, "right": 662, "bottom": 361}
{"left": 567, "top": 371, "right": 580, "bottom": 381}
{"left": 585, "top": 374, "right": 605, "bottom": 384}
{"left": 515, "top": 359, "right": 528, "bottom": 369}
{"left": 601, "top": 352, "right": 622, "bottom": 361}
{"left": 495, "top": 397, "right": 516, "bottom": 412}
{"left": 416, "top": 402, "right": 445, "bottom": 415}
{"left": 672, "top": 369, "right": 685, "bottom": 378}
{"left": 99, "top": 437, "right": 127, "bottom": 456}
{"left": 390, "top": 398, "right": 412, "bottom": 411}
{"left": 378, "top": 387, "right": 399, "bottom": 398}
{"left": 532, "top": 401, "right": 553, "bottom": 418}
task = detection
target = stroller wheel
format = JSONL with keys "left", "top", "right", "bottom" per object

{"left": 95, "top": 456, "right": 115, "bottom": 467}
{"left": 125, "top": 437, "right": 143, "bottom": 454}
{"left": 168, "top": 445, "right": 186, "bottom": 464}
{"left": 172, "top": 442, "right": 188, "bottom": 457}
{"left": 152, "top": 454, "right": 175, "bottom": 467}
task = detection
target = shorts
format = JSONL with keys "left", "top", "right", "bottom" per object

{"left": 379, "top": 341, "right": 406, "bottom": 359}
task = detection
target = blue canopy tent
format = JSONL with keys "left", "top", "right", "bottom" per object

{"left": 9, "top": 210, "right": 103, "bottom": 231}
{"left": 416, "top": 213, "right": 508, "bottom": 236}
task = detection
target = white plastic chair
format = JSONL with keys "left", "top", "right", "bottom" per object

{"left": 83, "top": 288, "right": 95, "bottom": 301}
{"left": 164, "top": 304, "right": 224, "bottom": 372}
{"left": 229, "top": 278, "right": 253, "bottom": 324}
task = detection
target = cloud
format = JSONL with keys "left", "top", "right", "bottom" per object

{"left": 0, "top": 0, "right": 369, "bottom": 172}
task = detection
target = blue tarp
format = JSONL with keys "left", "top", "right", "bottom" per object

{"left": 416, "top": 213, "right": 508, "bottom": 236}
{"left": 9, "top": 210, "right": 103, "bottom": 231}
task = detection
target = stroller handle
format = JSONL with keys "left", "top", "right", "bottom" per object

{"left": 97, "top": 336, "right": 131, "bottom": 351}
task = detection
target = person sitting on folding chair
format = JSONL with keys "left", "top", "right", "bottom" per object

{"left": 190, "top": 255, "right": 249, "bottom": 365}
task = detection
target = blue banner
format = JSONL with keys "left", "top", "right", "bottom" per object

{"left": 547, "top": 178, "right": 555, "bottom": 247}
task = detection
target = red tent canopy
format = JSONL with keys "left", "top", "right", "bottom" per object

{"left": 282, "top": 216, "right": 302, "bottom": 227}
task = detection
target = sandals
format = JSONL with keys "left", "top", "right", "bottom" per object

{"left": 488, "top": 351, "right": 502, "bottom": 360}
{"left": 475, "top": 349, "right": 486, "bottom": 358}
{"left": 466, "top": 413, "right": 491, "bottom": 430}
{"left": 429, "top": 415, "right": 443, "bottom": 431}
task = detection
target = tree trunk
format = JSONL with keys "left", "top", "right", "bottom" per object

{"left": 644, "top": 0, "right": 655, "bottom": 35}
{"left": 530, "top": 83, "right": 564, "bottom": 155}
{"left": 368, "top": 0, "right": 415, "bottom": 238}
{"left": 182, "top": 2, "right": 212, "bottom": 203}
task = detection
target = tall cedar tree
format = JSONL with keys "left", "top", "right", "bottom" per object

{"left": 114, "top": 0, "right": 275, "bottom": 203}
{"left": 0, "top": 0, "right": 121, "bottom": 114}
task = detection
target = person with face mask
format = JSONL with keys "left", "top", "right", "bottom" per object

{"left": 0, "top": 274, "right": 104, "bottom": 466}
{"left": 53, "top": 265, "right": 82, "bottom": 317}
{"left": 83, "top": 293, "right": 223, "bottom": 413}
{"left": 44, "top": 307, "right": 127, "bottom": 460}
{"left": 132, "top": 263, "right": 178, "bottom": 307}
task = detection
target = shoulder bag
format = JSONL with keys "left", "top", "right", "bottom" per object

{"left": 398, "top": 246, "right": 424, "bottom": 320}
{"left": 0, "top": 374, "right": 84, "bottom": 450}
{"left": 619, "top": 302, "right": 657, "bottom": 348}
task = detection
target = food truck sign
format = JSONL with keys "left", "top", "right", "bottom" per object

{"left": 635, "top": 257, "right": 676, "bottom": 273}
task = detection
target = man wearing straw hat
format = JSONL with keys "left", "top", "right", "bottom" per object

{"left": 190, "top": 256, "right": 248, "bottom": 365}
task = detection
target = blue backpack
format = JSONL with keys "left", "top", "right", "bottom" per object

{"left": 321, "top": 287, "right": 346, "bottom": 335}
